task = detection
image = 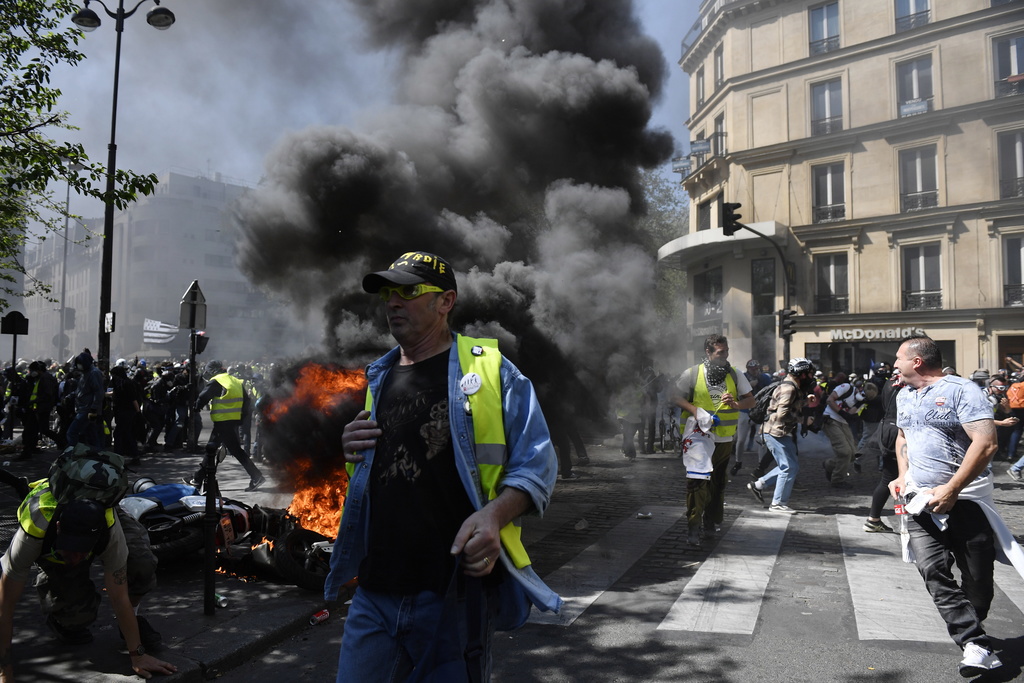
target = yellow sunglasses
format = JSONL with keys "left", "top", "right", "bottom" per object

{"left": 378, "top": 283, "right": 445, "bottom": 301}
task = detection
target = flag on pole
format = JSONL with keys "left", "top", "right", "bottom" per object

{"left": 143, "top": 318, "right": 179, "bottom": 345}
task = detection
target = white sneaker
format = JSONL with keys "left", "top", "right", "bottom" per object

{"left": 958, "top": 642, "right": 1002, "bottom": 678}
{"left": 768, "top": 503, "right": 795, "bottom": 513}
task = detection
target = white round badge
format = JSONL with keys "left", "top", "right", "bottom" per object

{"left": 460, "top": 372, "right": 483, "bottom": 395}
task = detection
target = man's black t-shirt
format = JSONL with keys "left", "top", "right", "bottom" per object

{"left": 359, "top": 349, "right": 475, "bottom": 595}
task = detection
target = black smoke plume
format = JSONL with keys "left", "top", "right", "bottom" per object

{"left": 237, "top": 0, "right": 674, "bottom": 435}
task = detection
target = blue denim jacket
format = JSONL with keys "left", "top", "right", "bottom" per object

{"left": 324, "top": 337, "right": 562, "bottom": 615}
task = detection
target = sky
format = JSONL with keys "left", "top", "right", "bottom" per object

{"left": 51, "top": 0, "right": 696, "bottom": 218}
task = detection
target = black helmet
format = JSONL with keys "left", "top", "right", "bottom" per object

{"left": 788, "top": 358, "right": 815, "bottom": 375}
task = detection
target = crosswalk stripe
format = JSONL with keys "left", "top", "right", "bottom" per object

{"left": 657, "top": 510, "right": 790, "bottom": 634}
{"left": 529, "top": 505, "right": 686, "bottom": 626}
{"left": 995, "top": 562, "right": 1024, "bottom": 614}
{"left": 835, "top": 514, "right": 949, "bottom": 642}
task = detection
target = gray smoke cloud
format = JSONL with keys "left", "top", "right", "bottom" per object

{"left": 235, "top": 0, "right": 674, "bottom": 422}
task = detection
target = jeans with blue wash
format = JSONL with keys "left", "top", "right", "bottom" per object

{"left": 907, "top": 499, "right": 995, "bottom": 649}
{"left": 336, "top": 582, "right": 496, "bottom": 683}
{"left": 759, "top": 433, "right": 799, "bottom": 505}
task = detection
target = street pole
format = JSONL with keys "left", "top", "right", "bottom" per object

{"left": 60, "top": 162, "right": 84, "bottom": 363}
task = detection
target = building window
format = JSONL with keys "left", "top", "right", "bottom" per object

{"left": 899, "top": 146, "right": 938, "bottom": 212}
{"left": 812, "top": 162, "right": 845, "bottom": 223}
{"left": 751, "top": 258, "right": 776, "bottom": 317}
{"left": 692, "top": 132, "right": 707, "bottom": 169}
{"left": 698, "top": 199, "right": 712, "bottom": 231}
{"left": 696, "top": 66, "right": 705, "bottom": 108}
{"left": 815, "top": 253, "right": 849, "bottom": 313}
{"left": 994, "top": 34, "right": 1024, "bottom": 97}
{"left": 811, "top": 79, "right": 843, "bottom": 135}
{"left": 714, "top": 45, "right": 724, "bottom": 90}
{"left": 1006, "top": 236, "right": 1024, "bottom": 306}
{"left": 694, "top": 267, "right": 723, "bottom": 322}
{"left": 712, "top": 114, "right": 727, "bottom": 157}
{"left": 902, "top": 243, "right": 942, "bottom": 310}
{"left": 895, "top": 0, "right": 930, "bottom": 33}
{"left": 809, "top": 2, "right": 840, "bottom": 55}
{"left": 896, "top": 56, "right": 933, "bottom": 117}
{"left": 999, "top": 131, "right": 1024, "bottom": 199}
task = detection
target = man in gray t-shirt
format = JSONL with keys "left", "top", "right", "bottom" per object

{"left": 890, "top": 336, "right": 1002, "bottom": 677}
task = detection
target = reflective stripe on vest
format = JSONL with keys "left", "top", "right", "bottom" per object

{"left": 210, "top": 374, "right": 244, "bottom": 422}
{"left": 691, "top": 364, "right": 740, "bottom": 437}
{"left": 18, "top": 482, "right": 116, "bottom": 539}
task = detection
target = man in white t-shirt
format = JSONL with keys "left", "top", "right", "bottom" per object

{"left": 822, "top": 379, "right": 862, "bottom": 487}
{"left": 671, "top": 334, "right": 754, "bottom": 546}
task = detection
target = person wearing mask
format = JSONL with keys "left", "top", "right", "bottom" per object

{"left": 18, "top": 361, "right": 63, "bottom": 459}
{"left": 65, "top": 351, "right": 104, "bottom": 449}
{"left": 328, "top": 251, "right": 561, "bottom": 682}
{"left": 821, "top": 376, "right": 861, "bottom": 489}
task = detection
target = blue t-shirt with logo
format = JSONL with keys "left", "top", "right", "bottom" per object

{"left": 895, "top": 374, "right": 993, "bottom": 489}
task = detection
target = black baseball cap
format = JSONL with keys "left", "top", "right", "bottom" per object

{"left": 55, "top": 499, "right": 106, "bottom": 554}
{"left": 362, "top": 251, "right": 457, "bottom": 294}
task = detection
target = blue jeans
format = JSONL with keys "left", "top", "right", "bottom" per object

{"left": 337, "top": 583, "right": 495, "bottom": 682}
{"left": 66, "top": 411, "right": 100, "bottom": 448}
{"left": 760, "top": 433, "right": 799, "bottom": 505}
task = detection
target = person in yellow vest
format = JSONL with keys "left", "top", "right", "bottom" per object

{"left": 327, "top": 251, "right": 561, "bottom": 682}
{"left": 185, "top": 361, "right": 265, "bottom": 492}
{"left": 670, "top": 334, "right": 755, "bottom": 547}
{"left": 0, "top": 492, "right": 175, "bottom": 680}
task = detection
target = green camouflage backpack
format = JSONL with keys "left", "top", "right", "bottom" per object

{"left": 48, "top": 443, "right": 129, "bottom": 508}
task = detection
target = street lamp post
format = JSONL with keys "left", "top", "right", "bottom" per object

{"left": 71, "top": 0, "right": 175, "bottom": 367}
{"left": 60, "top": 161, "right": 85, "bottom": 364}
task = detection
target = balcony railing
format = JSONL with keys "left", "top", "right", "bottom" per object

{"left": 900, "top": 189, "right": 939, "bottom": 213}
{"left": 811, "top": 115, "right": 843, "bottom": 136}
{"left": 996, "top": 76, "right": 1024, "bottom": 98}
{"left": 1001, "top": 176, "right": 1024, "bottom": 199}
{"left": 810, "top": 36, "right": 840, "bottom": 56}
{"left": 903, "top": 290, "right": 943, "bottom": 311}
{"left": 813, "top": 203, "right": 846, "bottom": 223}
{"left": 895, "top": 10, "right": 930, "bottom": 32}
{"left": 1005, "top": 283, "right": 1024, "bottom": 307}
{"left": 815, "top": 295, "right": 849, "bottom": 314}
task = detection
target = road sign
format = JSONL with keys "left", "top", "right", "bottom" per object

{"left": 180, "top": 280, "right": 208, "bottom": 329}
{"left": 0, "top": 311, "right": 28, "bottom": 336}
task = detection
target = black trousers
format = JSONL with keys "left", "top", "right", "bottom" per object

{"left": 194, "top": 419, "right": 262, "bottom": 485}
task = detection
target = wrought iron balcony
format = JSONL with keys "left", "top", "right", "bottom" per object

{"left": 900, "top": 190, "right": 939, "bottom": 213}
{"left": 996, "top": 76, "right": 1024, "bottom": 98}
{"left": 903, "top": 290, "right": 942, "bottom": 311}
{"left": 811, "top": 116, "right": 843, "bottom": 136}
{"left": 1001, "top": 176, "right": 1024, "bottom": 199}
{"left": 813, "top": 203, "right": 846, "bottom": 224}
{"left": 895, "top": 10, "right": 930, "bottom": 32}
{"left": 815, "top": 295, "right": 848, "bottom": 314}
{"left": 1006, "top": 283, "right": 1024, "bottom": 307}
{"left": 810, "top": 36, "right": 840, "bottom": 56}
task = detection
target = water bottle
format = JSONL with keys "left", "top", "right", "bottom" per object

{"left": 894, "top": 487, "right": 908, "bottom": 534}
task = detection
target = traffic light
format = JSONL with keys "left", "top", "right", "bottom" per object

{"left": 722, "top": 202, "right": 743, "bottom": 236}
{"left": 195, "top": 332, "right": 210, "bottom": 354}
{"left": 778, "top": 309, "right": 797, "bottom": 340}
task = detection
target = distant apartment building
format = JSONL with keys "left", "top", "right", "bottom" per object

{"left": 20, "top": 171, "right": 312, "bottom": 364}
{"left": 660, "top": 0, "right": 1024, "bottom": 375}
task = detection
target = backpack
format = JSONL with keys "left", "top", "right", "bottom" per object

{"left": 748, "top": 380, "right": 796, "bottom": 425}
{"left": 47, "top": 442, "right": 129, "bottom": 508}
{"left": 1008, "top": 381, "right": 1024, "bottom": 410}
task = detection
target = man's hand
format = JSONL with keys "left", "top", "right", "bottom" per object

{"left": 130, "top": 653, "right": 177, "bottom": 679}
{"left": 923, "top": 483, "right": 959, "bottom": 514}
{"left": 450, "top": 508, "right": 502, "bottom": 578}
{"left": 720, "top": 392, "right": 739, "bottom": 409}
{"left": 341, "top": 410, "right": 381, "bottom": 463}
{"left": 887, "top": 477, "right": 906, "bottom": 500}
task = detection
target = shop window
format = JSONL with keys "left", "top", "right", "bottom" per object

{"left": 895, "top": 0, "right": 929, "bottom": 33}
{"left": 998, "top": 130, "right": 1024, "bottom": 199}
{"left": 694, "top": 267, "right": 723, "bottom": 322}
{"left": 814, "top": 253, "right": 848, "bottom": 313}
{"left": 1005, "top": 236, "right": 1024, "bottom": 307}
{"left": 809, "top": 2, "right": 840, "bottom": 55}
{"left": 899, "top": 146, "right": 938, "bottom": 212}
{"left": 811, "top": 79, "right": 843, "bottom": 136}
{"left": 994, "top": 34, "right": 1024, "bottom": 98}
{"left": 812, "top": 162, "right": 845, "bottom": 223}
{"left": 896, "top": 56, "right": 933, "bottom": 117}
{"left": 902, "top": 243, "right": 942, "bottom": 310}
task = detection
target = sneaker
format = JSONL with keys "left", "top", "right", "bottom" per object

{"left": 687, "top": 530, "right": 702, "bottom": 548}
{"left": 863, "top": 519, "right": 894, "bottom": 533}
{"left": 747, "top": 482, "right": 765, "bottom": 504}
{"left": 46, "top": 615, "right": 93, "bottom": 645}
{"left": 576, "top": 456, "right": 591, "bottom": 466}
{"left": 119, "top": 615, "right": 163, "bottom": 651}
{"left": 1008, "top": 467, "right": 1023, "bottom": 482}
{"left": 730, "top": 462, "right": 743, "bottom": 476}
{"left": 958, "top": 642, "right": 1002, "bottom": 677}
{"left": 768, "top": 504, "right": 795, "bottom": 513}
{"left": 245, "top": 475, "right": 267, "bottom": 492}
{"left": 559, "top": 472, "right": 579, "bottom": 481}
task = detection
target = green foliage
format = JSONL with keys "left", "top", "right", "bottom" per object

{"left": 1, "top": 0, "right": 158, "bottom": 311}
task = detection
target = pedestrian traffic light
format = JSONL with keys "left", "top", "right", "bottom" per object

{"left": 778, "top": 309, "right": 797, "bottom": 340}
{"left": 722, "top": 202, "right": 743, "bottom": 236}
